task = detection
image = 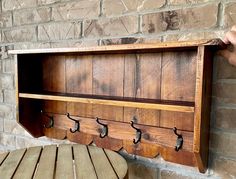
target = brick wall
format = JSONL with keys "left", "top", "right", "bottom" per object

{"left": 0, "top": 0, "right": 235, "bottom": 178}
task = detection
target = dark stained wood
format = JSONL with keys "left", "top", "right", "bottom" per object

{"left": 42, "top": 55, "right": 66, "bottom": 92}
{"left": 193, "top": 46, "right": 213, "bottom": 173}
{"left": 44, "top": 114, "right": 193, "bottom": 152}
{"left": 123, "top": 53, "right": 161, "bottom": 126}
{"left": 14, "top": 40, "right": 220, "bottom": 172}
{"left": 66, "top": 55, "right": 93, "bottom": 118}
{"left": 92, "top": 54, "right": 124, "bottom": 121}
{"left": 160, "top": 51, "right": 196, "bottom": 132}
{"left": 92, "top": 54, "right": 124, "bottom": 150}
{"left": 18, "top": 98, "right": 43, "bottom": 137}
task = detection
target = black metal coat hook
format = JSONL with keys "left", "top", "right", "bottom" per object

{"left": 173, "top": 127, "right": 183, "bottom": 151}
{"left": 96, "top": 117, "right": 108, "bottom": 138}
{"left": 131, "top": 121, "right": 142, "bottom": 144}
{"left": 41, "top": 110, "right": 54, "bottom": 128}
{"left": 66, "top": 113, "right": 80, "bottom": 133}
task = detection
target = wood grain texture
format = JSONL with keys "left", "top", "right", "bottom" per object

{"left": 14, "top": 40, "right": 220, "bottom": 172}
{"left": 34, "top": 145, "right": 57, "bottom": 179}
{"left": 45, "top": 114, "right": 194, "bottom": 152}
{"left": 160, "top": 51, "right": 196, "bottom": 132}
{"left": 13, "top": 147, "right": 42, "bottom": 179}
{"left": 0, "top": 144, "right": 128, "bottom": 179}
{"left": 19, "top": 93, "right": 194, "bottom": 112}
{"left": 19, "top": 98, "right": 43, "bottom": 137}
{"left": 42, "top": 55, "right": 66, "bottom": 93}
{"left": 73, "top": 144, "right": 97, "bottom": 179}
{"left": 0, "top": 153, "right": 8, "bottom": 166}
{"left": 0, "top": 149, "right": 26, "bottom": 179}
{"left": 8, "top": 39, "right": 223, "bottom": 55}
{"left": 88, "top": 146, "right": 118, "bottom": 179}
{"left": 92, "top": 54, "right": 124, "bottom": 150}
{"left": 193, "top": 46, "right": 213, "bottom": 173}
{"left": 105, "top": 149, "right": 128, "bottom": 179}
{"left": 55, "top": 145, "right": 74, "bottom": 179}
{"left": 123, "top": 53, "right": 161, "bottom": 126}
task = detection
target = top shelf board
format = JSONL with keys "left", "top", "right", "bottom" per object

{"left": 8, "top": 39, "right": 224, "bottom": 55}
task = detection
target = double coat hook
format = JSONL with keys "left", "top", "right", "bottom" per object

{"left": 131, "top": 120, "right": 142, "bottom": 144}
{"left": 96, "top": 117, "right": 108, "bottom": 138}
{"left": 41, "top": 110, "right": 54, "bottom": 128}
{"left": 173, "top": 127, "right": 183, "bottom": 151}
{"left": 67, "top": 113, "right": 80, "bottom": 133}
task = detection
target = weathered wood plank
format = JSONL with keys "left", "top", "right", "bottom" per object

{"left": 0, "top": 152, "right": 9, "bottom": 166}
{"left": 104, "top": 149, "right": 128, "bottom": 179}
{"left": 13, "top": 147, "right": 42, "bottom": 179}
{"left": 88, "top": 146, "right": 117, "bottom": 179}
{"left": 0, "top": 149, "right": 26, "bottom": 179}
{"left": 34, "top": 145, "right": 57, "bottom": 179}
{"left": 123, "top": 53, "right": 161, "bottom": 126}
{"left": 73, "top": 144, "right": 97, "bottom": 179}
{"left": 160, "top": 51, "right": 196, "bottom": 131}
{"left": 55, "top": 145, "right": 74, "bottom": 179}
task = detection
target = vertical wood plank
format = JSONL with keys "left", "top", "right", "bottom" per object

{"left": 193, "top": 46, "right": 212, "bottom": 173}
{"left": 34, "top": 145, "right": 57, "bottom": 179}
{"left": 42, "top": 55, "right": 66, "bottom": 93}
{"left": 66, "top": 55, "right": 93, "bottom": 117}
{"left": 160, "top": 51, "right": 196, "bottom": 131}
{"left": 0, "top": 149, "right": 26, "bottom": 179}
{"left": 13, "top": 147, "right": 42, "bottom": 179}
{"left": 124, "top": 53, "right": 161, "bottom": 126}
{"left": 42, "top": 55, "right": 67, "bottom": 139}
{"left": 123, "top": 53, "right": 161, "bottom": 157}
{"left": 66, "top": 55, "right": 94, "bottom": 144}
{"left": 88, "top": 146, "right": 117, "bottom": 179}
{"left": 73, "top": 144, "right": 97, "bottom": 179}
{"left": 92, "top": 54, "right": 124, "bottom": 149}
{"left": 92, "top": 54, "right": 124, "bottom": 121}
{"left": 55, "top": 145, "right": 74, "bottom": 179}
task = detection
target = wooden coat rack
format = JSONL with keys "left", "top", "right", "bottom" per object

{"left": 10, "top": 39, "right": 223, "bottom": 173}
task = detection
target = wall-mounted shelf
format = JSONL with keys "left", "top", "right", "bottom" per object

{"left": 10, "top": 39, "right": 223, "bottom": 173}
